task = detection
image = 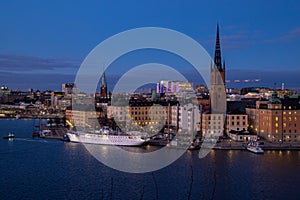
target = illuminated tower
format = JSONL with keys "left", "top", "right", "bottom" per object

{"left": 100, "top": 69, "right": 107, "bottom": 98}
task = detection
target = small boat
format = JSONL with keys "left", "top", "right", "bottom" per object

{"left": 3, "top": 132, "right": 15, "bottom": 139}
{"left": 39, "top": 129, "right": 52, "bottom": 137}
{"left": 247, "top": 141, "right": 264, "bottom": 154}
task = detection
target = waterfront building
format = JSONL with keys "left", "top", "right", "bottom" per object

{"left": 201, "top": 24, "right": 226, "bottom": 139}
{"left": 229, "top": 130, "right": 257, "bottom": 142}
{"left": 226, "top": 111, "right": 248, "bottom": 134}
{"left": 201, "top": 111, "right": 225, "bottom": 139}
{"left": 107, "top": 93, "right": 176, "bottom": 133}
{"left": 171, "top": 103, "right": 201, "bottom": 133}
{"left": 246, "top": 91, "right": 300, "bottom": 143}
{"left": 66, "top": 105, "right": 101, "bottom": 130}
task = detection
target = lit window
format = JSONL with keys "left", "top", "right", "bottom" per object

{"left": 275, "top": 123, "right": 278, "bottom": 127}
{"left": 276, "top": 129, "right": 278, "bottom": 133}
{"left": 275, "top": 117, "right": 279, "bottom": 121}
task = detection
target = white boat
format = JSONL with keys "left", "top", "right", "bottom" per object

{"left": 67, "top": 130, "right": 145, "bottom": 146}
{"left": 247, "top": 141, "right": 264, "bottom": 154}
{"left": 39, "top": 129, "right": 52, "bottom": 137}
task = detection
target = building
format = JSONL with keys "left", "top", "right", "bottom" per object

{"left": 171, "top": 103, "right": 201, "bottom": 133}
{"left": 201, "top": 24, "right": 226, "bottom": 139}
{"left": 209, "top": 24, "right": 226, "bottom": 114}
{"left": 229, "top": 130, "right": 257, "bottom": 142}
{"left": 246, "top": 91, "right": 300, "bottom": 143}
{"left": 62, "top": 83, "right": 78, "bottom": 95}
{"left": 156, "top": 80, "right": 194, "bottom": 96}
{"left": 202, "top": 111, "right": 225, "bottom": 140}
{"left": 66, "top": 105, "right": 101, "bottom": 130}
{"left": 226, "top": 111, "right": 248, "bottom": 134}
{"left": 107, "top": 94, "right": 176, "bottom": 133}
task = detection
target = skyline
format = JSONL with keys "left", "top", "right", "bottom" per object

{"left": 0, "top": 0, "right": 300, "bottom": 91}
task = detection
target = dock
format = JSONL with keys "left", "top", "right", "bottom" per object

{"left": 39, "top": 125, "right": 68, "bottom": 141}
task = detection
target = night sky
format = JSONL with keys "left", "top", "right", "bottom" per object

{"left": 0, "top": 0, "right": 299, "bottom": 91}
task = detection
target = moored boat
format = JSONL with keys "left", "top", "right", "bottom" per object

{"left": 67, "top": 130, "right": 145, "bottom": 146}
{"left": 247, "top": 141, "right": 264, "bottom": 154}
{"left": 39, "top": 129, "right": 52, "bottom": 137}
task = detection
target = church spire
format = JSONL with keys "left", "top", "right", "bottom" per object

{"left": 101, "top": 66, "right": 107, "bottom": 88}
{"left": 214, "top": 24, "right": 223, "bottom": 72}
{"left": 100, "top": 67, "right": 107, "bottom": 98}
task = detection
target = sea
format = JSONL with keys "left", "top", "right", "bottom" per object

{"left": 1, "top": 119, "right": 300, "bottom": 200}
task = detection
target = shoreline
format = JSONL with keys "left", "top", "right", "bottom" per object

{"left": 212, "top": 146, "right": 300, "bottom": 150}
{"left": 2, "top": 118, "right": 300, "bottom": 151}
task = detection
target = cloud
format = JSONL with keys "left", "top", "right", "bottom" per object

{"left": 0, "top": 54, "right": 80, "bottom": 73}
{"left": 264, "top": 27, "right": 300, "bottom": 43}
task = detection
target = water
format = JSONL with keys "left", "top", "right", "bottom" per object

{"left": 1, "top": 119, "right": 300, "bottom": 200}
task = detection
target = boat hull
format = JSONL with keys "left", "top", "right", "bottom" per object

{"left": 67, "top": 131, "right": 145, "bottom": 146}
{"left": 247, "top": 146, "right": 264, "bottom": 154}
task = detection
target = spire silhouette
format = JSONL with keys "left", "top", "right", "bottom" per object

{"left": 214, "top": 24, "right": 223, "bottom": 72}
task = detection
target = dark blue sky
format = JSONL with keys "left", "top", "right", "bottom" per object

{"left": 0, "top": 0, "right": 300, "bottom": 91}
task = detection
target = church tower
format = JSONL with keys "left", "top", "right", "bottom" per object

{"left": 100, "top": 69, "right": 107, "bottom": 98}
{"left": 210, "top": 24, "right": 226, "bottom": 114}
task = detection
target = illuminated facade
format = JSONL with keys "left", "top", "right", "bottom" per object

{"left": 226, "top": 113, "right": 248, "bottom": 134}
{"left": 246, "top": 92, "right": 300, "bottom": 143}
{"left": 202, "top": 112, "right": 225, "bottom": 139}
{"left": 108, "top": 101, "right": 173, "bottom": 133}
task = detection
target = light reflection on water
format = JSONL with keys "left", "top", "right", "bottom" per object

{"left": 1, "top": 119, "right": 300, "bottom": 199}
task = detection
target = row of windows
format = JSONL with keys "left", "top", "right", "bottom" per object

{"left": 209, "top": 121, "right": 222, "bottom": 125}
{"left": 283, "top": 117, "right": 297, "bottom": 121}
{"left": 130, "top": 111, "right": 167, "bottom": 115}
{"left": 283, "top": 111, "right": 298, "bottom": 115}
{"left": 228, "top": 121, "right": 246, "bottom": 126}
{"left": 130, "top": 107, "right": 167, "bottom": 110}
{"left": 206, "top": 116, "right": 223, "bottom": 120}
{"left": 283, "top": 106, "right": 297, "bottom": 110}
{"left": 229, "top": 116, "right": 246, "bottom": 120}
{"left": 206, "top": 126, "right": 222, "bottom": 129}
{"left": 133, "top": 116, "right": 165, "bottom": 121}
{"left": 283, "top": 129, "right": 298, "bottom": 133}
{"left": 283, "top": 123, "right": 297, "bottom": 127}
